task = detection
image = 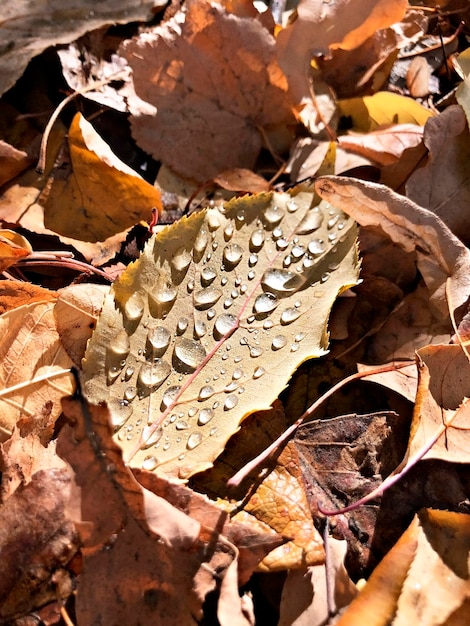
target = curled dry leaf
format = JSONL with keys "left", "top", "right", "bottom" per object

{"left": 0, "top": 229, "right": 32, "bottom": 273}
{"left": 276, "top": 0, "right": 407, "bottom": 103}
{"left": 81, "top": 185, "right": 359, "bottom": 479}
{"left": 0, "top": 301, "right": 74, "bottom": 441}
{"left": 120, "top": 0, "right": 295, "bottom": 182}
{"left": 336, "top": 509, "right": 470, "bottom": 626}
{"left": 57, "top": 393, "right": 237, "bottom": 625}
{"left": 0, "top": 140, "right": 34, "bottom": 187}
{"left": 315, "top": 175, "right": 470, "bottom": 318}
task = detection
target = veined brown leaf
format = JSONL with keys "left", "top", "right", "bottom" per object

{"left": 82, "top": 186, "right": 359, "bottom": 479}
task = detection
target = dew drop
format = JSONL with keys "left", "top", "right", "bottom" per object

{"left": 250, "top": 346, "right": 263, "bottom": 358}
{"left": 161, "top": 386, "right": 181, "bottom": 409}
{"left": 308, "top": 240, "right": 326, "bottom": 255}
{"left": 109, "top": 330, "right": 131, "bottom": 359}
{"left": 223, "top": 243, "right": 243, "bottom": 268}
{"left": 187, "top": 432, "right": 203, "bottom": 450}
{"left": 149, "top": 277, "right": 177, "bottom": 316}
{"left": 276, "top": 238, "right": 288, "bottom": 251}
{"left": 247, "top": 270, "right": 256, "bottom": 280}
{"left": 173, "top": 337, "right": 206, "bottom": 372}
{"left": 201, "top": 266, "right": 217, "bottom": 286}
{"left": 296, "top": 209, "right": 323, "bottom": 235}
{"left": 236, "top": 210, "right": 245, "bottom": 224}
{"left": 147, "top": 326, "right": 171, "bottom": 356}
{"left": 194, "top": 320, "right": 207, "bottom": 339}
{"left": 198, "top": 408, "right": 214, "bottom": 425}
{"left": 328, "top": 214, "right": 339, "bottom": 229}
{"left": 176, "top": 420, "right": 189, "bottom": 430}
{"left": 172, "top": 247, "right": 192, "bottom": 273}
{"left": 232, "top": 368, "right": 243, "bottom": 380}
{"left": 248, "top": 253, "right": 258, "bottom": 267}
{"left": 261, "top": 268, "right": 305, "bottom": 295}
{"left": 272, "top": 226, "right": 283, "bottom": 239}
{"left": 224, "top": 298, "right": 233, "bottom": 309}
{"left": 272, "top": 335, "right": 287, "bottom": 350}
{"left": 193, "top": 286, "right": 223, "bottom": 310}
{"left": 291, "top": 342, "right": 300, "bottom": 352}
{"left": 286, "top": 199, "right": 299, "bottom": 212}
{"left": 328, "top": 233, "right": 338, "bottom": 243}
{"left": 250, "top": 229, "right": 265, "bottom": 251}
{"left": 141, "top": 424, "right": 163, "bottom": 447}
{"left": 176, "top": 317, "right": 189, "bottom": 334}
{"left": 207, "top": 308, "right": 216, "bottom": 320}
{"left": 138, "top": 360, "right": 171, "bottom": 389}
{"left": 263, "top": 205, "right": 285, "bottom": 226}
{"left": 124, "top": 365, "right": 134, "bottom": 381}
{"left": 193, "top": 226, "right": 209, "bottom": 261}
{"left": 321, "top": 272, "right": 330, "bottom": 283}
{"left": 207, "top": 211, "right": 221, "bottom": 230}
{"left": 263, "top": 319, "right": 274, "bottom": 330}
{"left": 124, "top": 292, "right": 144, "bottom": 322}
{"left": 162, "top": 442, "right": 171, "bottom": 451}
{"left": 253, "top": 366, "right": 265, "bottom": 379}
{"left": 214, "top": 314, "right": 237, "bottom": 339}
{"left": 280, "top": 308, "right": 301, "bottom": 324}
{"left": 224, "top": 381, "right": 239, "bottom": 392}
{"left": 291, "top": 244, "right": 306, "bottom": 259}
{"left": 142, "top": 456, "right": 159, "bottom": 471}
{"left": 224, "top": 223, "right": 234, "bottom": 240}
{"left": 109, "top": 398, "right": 133, "bottom": 428}
{"left": 198, "top": 385, "right": 215, "bottom": 401}
{"left": 253, "top": 292, "right": 279, "bottom": 315}
{"left": 283, "top": 255, "right": 292, "bottom": 268}
{"left": 124, "top": 386, "right": 137, "bottom": 401}
{"left": 224, "top": 394, "right": 238, "bottom": 410}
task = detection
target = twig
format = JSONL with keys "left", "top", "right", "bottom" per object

{"left": 227, "top": 361, "right": 414, "bottom": 487}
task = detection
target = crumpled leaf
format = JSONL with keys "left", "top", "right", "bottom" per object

{"left": 407, "top": 344, "right": 470, "bottom": 464}
{"left": 0, "top": 140, "right": 34, "bottom": 186}
{"left": 337, "top": 92, "right": 434, "bottom": 132}
{"left": 336, "top": 509, "right": 470, "bottom": 626}
{"left": 276, "top": 0, "right": 408, "bottom": 103}
{"left": 120, "top": 0, "right": 295, "bottom": 182}
{"left": 82, "top": 184, "right": 359, "bottom": 479}
{"left": 57, "top": 392, "right": 237, "bottom": 625}
{"left": 406, "top": 105, "right": 470, "bottom": 244}
{"left": 0, "top": 301, "right": 74, "bottom": 441}
{"left": 315, "top": 176, "right": 470, "bottom": 318}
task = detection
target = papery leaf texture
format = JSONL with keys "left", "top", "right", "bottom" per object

{"left": 82, "top": 186, "right": 359, "bottom": 479}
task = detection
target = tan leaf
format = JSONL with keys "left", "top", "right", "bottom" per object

{"left": 0, "top": 301, "right": 74, "bottom": 441}
{"left": 0, "top": 280, "right": 56, "bottom": 315}
{"left": 54, "top": 284, "right": 109, "bottom": 367}
{"left": 336, "top": 509, "right": 470, "bottom": 626}
{"left": 0, "top": 229, "right": 32, "bottom": 273}
{"left": 406, "top": 105, "right": 470, "bottom": 244}
{"left": 0, "top": 140, "right": 33, "bottom": 187}
{"left": 276, "top": 0, "right": 407, "bottom": 103}
{"left": 82, "top": 185, "right": 359, "bottom": 479}
{"left": 120, "top": 0, "right": 295, "bottom": 182}
{"left": 407, "top": 344, "right": 470, "bottom": 464}
{"left": 315, "top": 175, "right": 470, "bottom": 318}
{"left": 57, "top": 393, "right": 236, "bottom": 625}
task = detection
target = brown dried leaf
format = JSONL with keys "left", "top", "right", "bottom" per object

{"left": 0, "top": 301, "right": 74, "bottom": 441}
{"left": 0, "top": 140, "right": 34, "bottom": 187}
{"left": 120, "top": 0, "right": 295, "bottom": 182}
{"left": 57, "top": 393, "right": 236, "bottom": 625}
{"left": 336, "top": 509, "right": 470, "bottom": 626}
{"left": 407, "top": 344, "right": 470, "bottom": 464}
{"left": 406, "top": 105, "right": 470, "bottom": 244}
{"left": 82, "top": 185, "right": 359, "bottom": 479}
{"left": 0, "top": 229, "right": 32, "bottom": 273}
{"left": 315, "top": 175, "right": 470, "bottom": 318}
{"left": 276, "top": 0, "right": 407, "bottom": 103}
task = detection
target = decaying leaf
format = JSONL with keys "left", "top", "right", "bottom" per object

{"left": 120, "top": 0, "right": 295, "bottom": 182}
{"left": 0, "top": 280, "right": 56, "bottom": 316}
{"left": 57, "top": 393, "right": 237, "bottom": 625}
{"left": 82, "top": 185, "right": 359, "bottom": 479}
{"left": 336, "top": 509, "right": 470, "bottom": 626}
{"left": 315, "top": 176, "right": 470, "bottom": 318}
{"left": 0, "top": 140, "right": 33, "bottom": 187}
{"left": 0, "top": 301, "right": 74, "bottom": 441}
{"left": 0, "top": 229, "right": 32, "bottom": 273}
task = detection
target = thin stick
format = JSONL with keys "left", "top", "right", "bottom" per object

{"left": 36, "top": 71, "right": 127, "bottom": 174}
{"left": 227, "top": 361, "right": 414, "bottom": 487}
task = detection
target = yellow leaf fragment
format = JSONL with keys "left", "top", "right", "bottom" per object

{"left": 82, "top": 185, "right": 359, "bottom": 479}
{"left": 0, "top": 301, "right": 74, "bottom": 441}
{"left": 0, "top": 229, "right": 32, "bottom": 273}
{"left": 337, "top": 92, "right": 434, "bottom": 132}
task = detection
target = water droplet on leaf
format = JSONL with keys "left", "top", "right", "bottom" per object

{"left": 124, "top": 293, "right": 144, "bottom": 322}
{"left": 193, "top": 286, "right": 223, "bottom": 310}
{"left": 223, "top": 243, "right": 243, "bottom": 268}
{"left": 187, "top": 432, "right": 202, "bottom": 449}
{"left": 173, "top": 337, "right": 206, "bottom": 372}
{"left": 296, "top": 209, "right": 323, "bottom": 235}
{"left": 272, "top": 335, "right": 287, "bottom": 350}
{"left": 253, "top": 292, "right": 278, "bottom": 315}
{"left": 198, "top": 408, "right": 214, "bottom": 425}
{"left": 224, "top": 395, "right": 238, "bottom": 410}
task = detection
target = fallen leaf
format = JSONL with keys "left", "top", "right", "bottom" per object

{"left": 120, "top": 0, "right": 295, "bottom": 181}
{"left": 0, "top": 301, "right": 74, "bottom": 441}
{"left": 0, "top": 280, "right": 56, "bottom": 315}
{"left": 57, "top": 392, "right": 237, "bottom": 625}
{"left": 336, "top": 509, "right": 470, "bottom": 626}
{"left": 0, "top": 229, "right": 32, "bottom": 272}
{"left": 276, "top": 0, "right": 407, "bottom": 103}
{"left": 315, "top": 175, "right": 470, "bottom": 318}
{"left": 213, "top": 169, "right": 271, "bottom": 194}
{"left": 0, "top": 140, "right": 34, "bottom": 187}
{"left": 406, "top": 105, "right": 470, "bottom": 244}
{"left": 407, "top": 344, "right": 470, "bottom": 464}
{"left": 82, "top": 184, "right": 359, "bottom": 479}
{"left": 43, "top": 113, "right": 162, "bottom": 242}
{"left": 337, "top": 92, "right": 434, "bottom": 132}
